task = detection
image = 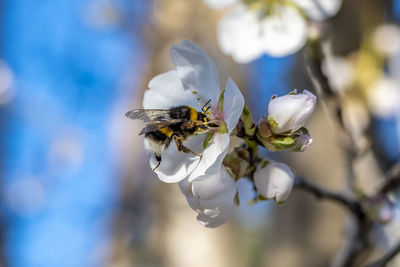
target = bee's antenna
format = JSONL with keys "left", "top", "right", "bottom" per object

{"left": 201, "top": 99, "right": 212, "bottom": 113}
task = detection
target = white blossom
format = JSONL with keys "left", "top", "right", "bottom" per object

{"left": 143, "top": 40, "right": 244, "bottom": 183}
{"left": 204, "top": 0, "right": 342, "bottom": 63}
{"left": 267, "top": 90, "right": 317, "bottom": 134}
{"left": 179, "top": 168, "right": 237, "bottom": 228}
{"left": 291, "top": 0, "right": 342, "bottom": 21}
{"left": 254, "top": 161, "right": 294, "bottom": 203}
{"left": 322, "top": 55, "right": 355, "bottom": 92}
{"left": 367, "top": 77, "right": 400, "bottom": 118}
{"left": 372, "top": 24, "right": 400, "bottom": 56}
{"left": 202, "top": 0, "right": 238, "bottom": 9}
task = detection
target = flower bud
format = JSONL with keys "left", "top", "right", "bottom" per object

{"left": 293, "top": 133, "right": 313, "bottom": 152}
{"left": 364, "top": 196, "right": 395, "bottom": 224}
{"left": 223, "top": 146, "right": 251, "bottom": 180}
{"left": 267, "top": 90, "right": 316, "bottom": 134}
{"left": 256, "top": 115, "right": 273, "bottom": 139}
{"left": 254, "top": 161, "right": 294, "bottom": 204}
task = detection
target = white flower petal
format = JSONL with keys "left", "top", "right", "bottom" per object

{"left": 218, "top": 6, "right": 264, "bottom": 63}
{"left": 293, "top": 0, "right": 342, "bottom": 21}
{"left": 192, "top": 167, "right": 236, "bottom": 200}
{"left": 202, "top": 0, "right": 238, "bottom": 9}
{"left": 180, "top": 168, "right": 237, "bottom": 228}
{"left": 372, "top": 25, "right": 400, "bottom": 56}
{"left": 267, "top": 90, "right": 317, "bottom": 133}
{"left": 322, "top": 56, "right": 354, "bottom": 92}
{"left": 196, "top": 203, "right": 234, "bottom": 228}
{"left": 143, "top": 71, "right": 197, "bottom": 109}
{"left": 368, "top": 77, "right": 400, "bottom": 117}
{"left": 261, "top": 5, "right": 308, "bottom": 57}
{"left": 178, "top": 178, "right": 198, "bottom": 210}
{"left": 254, "top": 162, "right": 294, "bottom": 202}
{"left": 170, "top": 40, "right": 220, "bottom": 106}
{"left": 223, "top": 77, "right": 245, "bottom": 133}
{"left": 188, "top": 133, "right": 230, "bottom": 182}
{"left": 150, "top": 135, "right": 205, "bottom": 183}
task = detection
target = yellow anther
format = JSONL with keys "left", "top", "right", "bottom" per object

{"left": 197, "top": 103, "right": 201, "bottom": 106}
{"left": 203, "top": 118, "right": 207, "bottom": 122}
{"left": 197, "top": 97, "right": 200, "bottom": 101}
{"left": 207, "top": 111, "right": 211, "bottom": 115}
{"left": 192, "top": 91, "right": 198, "bottom": 95}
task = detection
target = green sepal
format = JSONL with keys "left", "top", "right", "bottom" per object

{"left": 265, "top": 135, "right": 296, "bottom": 151}
{"left": 219, "top": 121, "right": 229, "bottom": 134}
{"left": 242, "top": 105, "right": 256, "bottom": 137}
{"left": 247, "top": 194, "right": 268, "bottom": 206}
{"left": 268, "top": 116, "right": 278, "bottom": 130}
{"left": 218, "top": 89, "right": 225, "bottom": 112}
{"left": 234, "top": 190, "right": 240, "bottom": 206}
{"left": 247, "top": 198, "right": 258, "bottom": 206}
{"left": 260, "top": 160, "right": 269, "bottom": 168}
{"left": 274, "top": 196, "right": 285, "bottom": 205}
{"left": 202, "top": 132, "right": 214, "bottom": 150}
{"left": 257, "top": 194, "right": 268, "bottom": 201}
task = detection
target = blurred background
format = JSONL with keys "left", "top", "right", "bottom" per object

{"left": 1, "top": 0, "right": 400, "bottom": 266}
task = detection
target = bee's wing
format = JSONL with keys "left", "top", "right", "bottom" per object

{"left": 138, "top": 119, "right": 184, "bottom": 135}
{"left": 125, "top": 109, "right": 172, "bottom": 122}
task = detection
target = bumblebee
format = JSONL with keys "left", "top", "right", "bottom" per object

{"left": 125, "top": 102, "right": 217, "bottom": 171}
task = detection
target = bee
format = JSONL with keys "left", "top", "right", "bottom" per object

{"left": 125, "top": 100, "right": 217, "bottom": 171}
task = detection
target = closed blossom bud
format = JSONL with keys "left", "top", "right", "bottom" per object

{"left": 293, "top": 132, "right": 313, "bottom": 152}
{"left": 364, "top": 196, "right": 395, "bottom": 224}
{"left": 223, "top": 146, "right": 251, "bottom": 180}
{"left": 267, "top": 90, "right": 317, "bottom": 134}
{"left": 254, "top": 161, "right": 294, "bottom": 204}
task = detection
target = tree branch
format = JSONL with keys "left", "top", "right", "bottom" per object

{"left": 294, "top": 177, "right": 364, "bottom": 221}
{"left": 378, "top": 163, "right": 400, "bottom": 195}
{"left": 364, "top": 241, "right": 400, "bottom": 267}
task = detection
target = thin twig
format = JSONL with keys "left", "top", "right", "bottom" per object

{"left": 364, "top": 241, "right": 400, "bottom": 267}
{"left": 378, "top": 164, "right": 400, "bottom": 195}
{"left": 294, "top": 177, "right": 364, "bottom": 220}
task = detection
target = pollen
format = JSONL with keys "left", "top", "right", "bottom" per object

{"left": 197, "top": 97, "right": 200, "bottom": 101}
{"left": 192, "top": 91, "right": 198, "bottom": 95}
{"left": 197, "top": 103, "right": 201, "bottom": 106}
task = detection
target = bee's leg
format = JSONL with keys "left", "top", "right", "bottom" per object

{"left": 152, "top": 154, "right": 161, "bottom": 171}
{"left": 174, "top": 138, "right": 202, "bottom": 158}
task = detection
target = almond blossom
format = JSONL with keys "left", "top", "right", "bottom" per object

{"left": 142, "top": 40, "right": 245, "bottom": 183}
{"left": 203, "top": 0, "right": 343, "bottom": 63}
{"left": 254, "top": 161, "right": 295, "bottom": 203}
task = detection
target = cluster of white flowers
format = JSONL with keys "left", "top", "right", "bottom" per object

{"left": 142, "top": 40, "right": 244, "bottom": 227}
{"left": 133, "top": 40, "right": 317, "bottom": 227}
{"left": 203, "top": 0, "right": 342, "bottom": 63}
